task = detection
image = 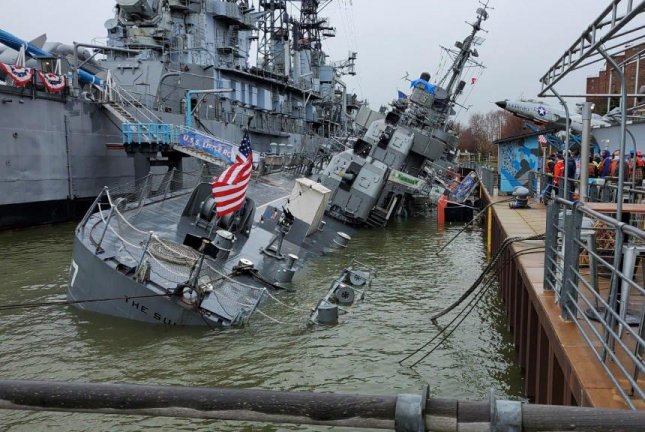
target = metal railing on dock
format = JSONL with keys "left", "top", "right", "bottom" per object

{"left": 533, "top": 171, "right": 645, "bottom": 205}
{"left": 460, "top": 161, "right": 497, "bottom": 195}
{"left": 544, "top": 197, "right": 645, "bottom": 409}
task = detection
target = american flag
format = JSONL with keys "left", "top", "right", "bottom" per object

{"left": 212, "top": 131, "right": 253, "bottom": 217}
{"left": 538, "top": 134, "right": 548, "bottom": 146}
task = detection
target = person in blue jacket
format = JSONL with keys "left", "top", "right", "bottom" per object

{"left": 566, "top": 152, "right": 577, "bottom": 200}
{"left": 598, "top": 150, "right": 612, "bottom": 178}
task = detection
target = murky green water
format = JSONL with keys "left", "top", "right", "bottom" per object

{"left": 0, "top": 217, "right": 523, "bottom": 431}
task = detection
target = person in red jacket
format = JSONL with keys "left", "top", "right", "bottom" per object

{"left": 553, "top": 153, "right": 564, "bottom": 196}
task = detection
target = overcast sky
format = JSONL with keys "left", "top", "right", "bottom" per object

{"left": 0, "top": 0, "right": 623, "bottom": 123}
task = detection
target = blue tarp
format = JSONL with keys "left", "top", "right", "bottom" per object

{"left": 410, "top": 78, "right": 436, "bottom": 95}
{"left": 0, "top": 29, "right": 101, "bottom": 85}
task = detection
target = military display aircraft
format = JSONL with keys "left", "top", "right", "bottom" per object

{"left": 495, "top": 99, "right": 613, "bottom": 133}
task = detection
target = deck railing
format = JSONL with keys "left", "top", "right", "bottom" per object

{"left": 460, "top": 161, "right": 497, "bottom": 195}
{"left": 535, "top": 171, "right": 645, "bottom": 205}
{"left": 77, "top": 167, "right": 266, "bottom": 326}
{"left": 544, "top": 197, "right": 645, "bottom": 409}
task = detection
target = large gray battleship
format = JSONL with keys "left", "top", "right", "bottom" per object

{"left": 0, "top": 0, "right": 359, "bottom": 229}
{"left": 67, "top": 4, "right": 490, "bottom": 327}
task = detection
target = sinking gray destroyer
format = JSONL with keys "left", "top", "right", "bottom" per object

{"left": 317, "top": 7, "right": 490, "bottom": 226}
{"left": 0, "top": 0, "right": 358, "bottom": 228}
{"left": 67, "top": 5, "right": 490, "bottom": 327}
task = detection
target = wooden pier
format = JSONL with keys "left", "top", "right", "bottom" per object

{"left": 482, "top": 188, "right": 645, "bottom": 409}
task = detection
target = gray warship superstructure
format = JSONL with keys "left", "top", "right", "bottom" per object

{"left": 0, "top": 0, "right": 358, "bottom": 229}
{"left": 67, "top": 4, "right": 489, "bottom": 328}
{"left": 318, "top": 6, "right": 489, "bottom": 227}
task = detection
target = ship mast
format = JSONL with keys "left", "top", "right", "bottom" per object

{"left": 442, "top": 3, "right": 490, "bottom": 99}
{"left": 293, "top": 0, "right": 336, "bottom": 73}
{"left": 257, "top": 0, "right": 291, "bottom": 76}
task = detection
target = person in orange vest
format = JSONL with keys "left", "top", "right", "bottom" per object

{"left": 541, "top": 153, "right": 556, "bottom": 200}
{"left": 610, "top": 150, "right": 631, "bottom": 180}
{"left": 598, "top": 150, "right": 612, "bottom": 178}
{"left": 587, "top": 156, "right": 598, "bottom": 178}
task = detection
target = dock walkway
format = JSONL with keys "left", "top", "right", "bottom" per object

{"left": 484, "top": 189, "right": 645, "bottom": 409}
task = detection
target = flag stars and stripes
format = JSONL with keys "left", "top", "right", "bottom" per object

{"left": 211, "top": 132, "right": 253, "bottom": 217}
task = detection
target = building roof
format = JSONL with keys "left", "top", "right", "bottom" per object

{"left": 493, "top": 128, "right": 559, "bottom": 145}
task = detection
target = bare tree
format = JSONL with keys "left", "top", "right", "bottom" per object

{"left": 457, "top": 110, "right": 524, "bottom": 156}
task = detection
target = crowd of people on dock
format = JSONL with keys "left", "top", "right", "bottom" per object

{"left": 542, "top": 148, "right": 645, "bottom": 200}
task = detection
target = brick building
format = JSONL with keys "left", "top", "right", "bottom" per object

{"left": 586, "top": 43, "right": 645, "bottom": 115}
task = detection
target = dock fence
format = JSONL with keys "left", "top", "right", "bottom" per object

{"left": 460, "top": 161, "right": 497, "bottom": 195}
{"left": 544, "top": 197, "right": 645, "bottom": 409}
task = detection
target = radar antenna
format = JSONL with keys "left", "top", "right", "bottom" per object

{"left": 293, "top": 0, "right": 336, "bottom": 69}
{"left": 257, "top": 0, "right": 291, "bottom": 76}
{"left": 442, "top": 1, "right": 491, "bottom": 97}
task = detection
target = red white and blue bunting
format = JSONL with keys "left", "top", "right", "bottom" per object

{"left": 0, "top": 64, "right": 33, "bottom": 87}
{"left": 37, "top": 70, "right": 66, "bottom": 93}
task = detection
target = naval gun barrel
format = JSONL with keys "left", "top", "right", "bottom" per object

{"left": 0, "top": 29, "right": 102, "bottom": 85}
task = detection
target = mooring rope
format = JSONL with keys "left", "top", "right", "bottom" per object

{"left": 407, "top": 276, "right": 498, "bottom": 368}
{"left": 435, "top": 198, "right": 515, "bottom": 256}
{"left": 430, "top": 233, "right": 545, "bottom": 322}
{"left": 399, "top": 245, "right": 545, "bottom": 367}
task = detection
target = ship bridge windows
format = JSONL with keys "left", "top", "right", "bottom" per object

{"left": 38, "top": 57, "right": 66, "bottom": 75}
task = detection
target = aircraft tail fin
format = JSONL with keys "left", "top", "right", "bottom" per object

{"left": 29, "top": 34, "right": 47, "bottom": 49}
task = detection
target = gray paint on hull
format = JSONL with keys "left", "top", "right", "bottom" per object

{"left": 68, "top": 234, "right": 206, "bottom": 326}
{"left": 0, "top": 93, "right": 318, "bottom": 216}
{"left": 591, "top": 122, "right": 645, "bottom": 154}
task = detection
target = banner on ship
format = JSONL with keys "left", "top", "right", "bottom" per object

{"left": 0, "top": 64, "right": 34, "bottom": 87}
{"left": 37, "top": 71, "right": 66, "bottom": 93}
{"left": 177, "top": 129, "right": 234, "bottom": 164}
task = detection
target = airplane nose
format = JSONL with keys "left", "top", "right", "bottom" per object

{"left": 495, "top": 100, "right": 507, "bottom": 109}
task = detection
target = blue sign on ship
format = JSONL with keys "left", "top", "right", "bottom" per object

{"left": 178, "top": 130, "right": 235, "bottom": 164}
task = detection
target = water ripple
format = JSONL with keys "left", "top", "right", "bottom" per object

{"left": 0, "top": 219, "right": 523, "bottom": 431}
